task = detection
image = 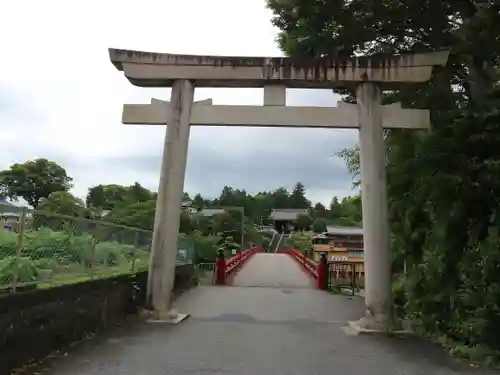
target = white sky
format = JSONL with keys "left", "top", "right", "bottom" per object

{"left": 0, "top": 0, "right": 358, "bottom": 206}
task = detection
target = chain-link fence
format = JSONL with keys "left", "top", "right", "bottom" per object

{"left": 0, "top": 204, "right": 196, "bottom": 293}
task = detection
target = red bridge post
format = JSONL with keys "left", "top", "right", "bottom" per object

{"left": 316, "top": 252, "right": 328, "bottom": 290}
{"left": 237, "top": 249, "right": 242, "bottom": 268}
{"left": 215, "top": 248, "right": 226, "bottom": 285}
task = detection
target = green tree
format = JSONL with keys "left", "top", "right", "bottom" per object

{"left": 37, "top": 191, "right": 88, "bottom": 217}
{"left": 336, "top": 146, "right": 360, "bottom": 187}
{"left": 312, "top": 218, "right": 328, "bottom": 233}
{"left": 179, "top": 211, "right": 194, "bottom": 234}
{"left": 289, "top": 182, "right": 310, "bottom": 208}
{"left": 0, "top": 158, "right": 73, "bottom": 208}
{"left": 192, "top": 193, "right": 205, "bottom": 209}
{"left": 271, "top": 187, "right": 290, "bottom": 208}
{"left": 329, "top": 197, "right": 342, "bottom": 219}
{"left": 210, "top": 211, "right": 237, "bottom": 237}
{"left": 128, "top": 182, "right": 156, "bottom": 203}
{"left": 86, "top": 183, "right": 155, "bottom": 213}
{"left": 86, "top": 184, "right": 128, "bottom": 210}
{"left": 267, "top": 0, "right": 500, "bottom": 362}
{"left": 340, "top": 196, "right": 362, "bottom": 224}
{"left": 295, "top": 214, "right": 313, "bottom": 231}
{"left": 311, "top": 202, "right": 327, "bottom": 218}
{"left": 106, "top": 200, "right": 156, "bottom": 230}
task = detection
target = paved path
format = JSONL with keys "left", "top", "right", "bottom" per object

{"left": 232, "top": 253, "right": 314, "bottom": 288}
{"left": 32, "top": 255, "right": 497, "bottom": 375}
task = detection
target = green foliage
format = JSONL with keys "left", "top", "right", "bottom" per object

{"left": 389, "top": 108, "right": 500, "bottom": 357}
{"left": 97, "top": 181, "right": 361, "bottom": 249}
{"left": 0, "top": 153, "right": 363, "bottom": 294}
{"left": 286, "top": 232, "right": 312, "bottom": 254}
{"left": 0, "top": 230, "right": 17, "bottom": 258}
{"left": 0, "top": 226, "right": 149, "bottom": 288}
{"left": 37, "top": 191, "right": 89, "bottom": 218}
{"left": 0, "top": 154, "right": 361, "bottom": 250}
{"left": 105, "top": 199, "right": 156, "bottom": 230}
{"left": 85, "top": 183, "right": 155, "bottom": 211}
{"left": 267, "top": 0, "right": 500, "bottom": 364}
{"left": 0, "top": 256, "right": 38, "bottom": 285}
{"left": 289, "top": 182, "right": 310, "bottom": 208}
{"left": 0, "top": 158, "right": 73, "bottom": 208}
{"left": 295, "top": 214, "right": 313, "bottom": 231}
{"left": 191, "top": 230, "right": 220, "bottom": 263}
{"left": 312, "top": 218, "right": 328, "bottom": 233}
{"left": 336, "top": 146, "right": 360, "bottom": 187}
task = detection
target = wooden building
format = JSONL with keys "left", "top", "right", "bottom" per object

{"left": 269, "top": 208, "right": 309, "bottom": 233}
{"left": 311, "top": 226, "right": 364, "bottom": 278}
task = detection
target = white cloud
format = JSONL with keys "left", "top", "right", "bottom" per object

{"left": 0, "top": 0, "right": 357, "bottom": 206}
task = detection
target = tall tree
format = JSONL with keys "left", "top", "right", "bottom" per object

{"left": 0, "top": 158, "right": 73, "bottom": 208}
{"left": 311, "top": 202, "right": 327, "bottom": 218}
{"left": 329, "top": 197, "right": 342, "bottom": 219}
{"left": 289, "top": 182, "right": 310, "bottom": 208}
{"left": 192, "top": 193, "right": 205, "bottom": 209}
{"left": 272, "top": 187, "right": 290, "bottom": 208}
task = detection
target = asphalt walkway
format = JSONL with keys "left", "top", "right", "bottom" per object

{"left": 33, "top": 254, "right": 497, "bottom": 375}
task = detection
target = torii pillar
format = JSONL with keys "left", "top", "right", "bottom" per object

{"left": 109, "top": 48, "right": 449, "bottom": 329}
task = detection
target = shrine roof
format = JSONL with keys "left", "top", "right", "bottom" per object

{"left": 269, "top": 208, "right": 310, "bottom": 221}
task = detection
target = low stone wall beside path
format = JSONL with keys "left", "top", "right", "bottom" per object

{"left": 0, "top": 264, "right": 197, "bottom": 375}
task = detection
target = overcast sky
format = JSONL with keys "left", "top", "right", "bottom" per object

{"left": 0, "top": 0, "right": 358, "bottom": 206}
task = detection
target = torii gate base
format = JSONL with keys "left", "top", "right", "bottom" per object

{"left": 109, "top": 48, "right": 449, "bottom": 332}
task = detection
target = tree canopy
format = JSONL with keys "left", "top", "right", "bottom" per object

{"left": 267, "top": 0, "right": 500, "bottom": 364}
{"left": 0, "top": 158, "right": 73, "bottom": 208}
{"left": 0, "top": 158, "right": 362, "bottom": 245}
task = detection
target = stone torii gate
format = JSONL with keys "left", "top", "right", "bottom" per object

{"left": 109, "top": 49, "right": 449, "bottom": 330}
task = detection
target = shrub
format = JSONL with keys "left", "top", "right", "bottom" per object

{"left": 0, "top": 231, "right": 18, "bottom": 258}
{"left": 0, "top": 256, "right": 39, "bottom": 286}
{"left": 0, "top": 228, "right": 144, "bottom": 286}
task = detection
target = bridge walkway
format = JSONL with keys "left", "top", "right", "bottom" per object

{"left": 34, "top": 254, "right": 493, "bottom": 375}
{"left": 232, "top": 252, "right": 314, "bottom": 288}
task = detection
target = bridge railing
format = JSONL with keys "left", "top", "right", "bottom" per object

{"left": 278, "top": 249, "right": 328, "bottom": 290}
{"left": 215, "top": 247, "right": 264, "bottom": 285}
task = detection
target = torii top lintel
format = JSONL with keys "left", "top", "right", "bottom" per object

{"left": 108, "top": 48, "right": 449, "bottom": 90}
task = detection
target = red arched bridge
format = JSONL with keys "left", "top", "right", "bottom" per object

{"left": 214, "top": 247, "right": 327, "bottom": 290}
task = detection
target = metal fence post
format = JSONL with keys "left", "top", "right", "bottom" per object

{"left": 351, "top": 263, "right": 356, "bottom": 296}
{"left": 89, "top": 236, "right": 97, "bottom": 280}
{"left": 13, "top": 207, "right": 27, "bottom": 292}
{"left": 131, "top": 231, "right": 139, "bottom": 274}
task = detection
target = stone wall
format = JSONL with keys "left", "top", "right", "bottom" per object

{"left": 0, "top": 264, "right": 196, "bottom": 374}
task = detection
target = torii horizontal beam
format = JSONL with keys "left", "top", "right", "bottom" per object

{"left": 122, "top": 99, "right": 430, "bottom": 129}
{"left": 109, "top": 48, "right": 450, "bottom": 90}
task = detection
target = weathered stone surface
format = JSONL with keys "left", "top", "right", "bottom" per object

{"left": 108, "top": 48, "right": 449, "bottom": 89}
